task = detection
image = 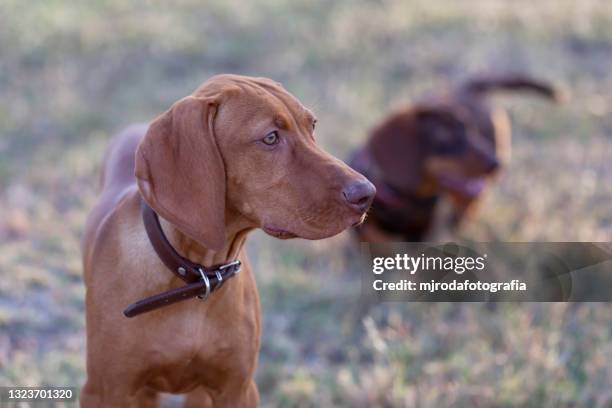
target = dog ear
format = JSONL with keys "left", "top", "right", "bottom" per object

{"left": 135, "top": 96, "right": 226, "bottom": 251}
{"left": 415, "top": 107, "right": 467, "bottom": 132}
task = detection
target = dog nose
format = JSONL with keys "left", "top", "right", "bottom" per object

{"left": 342, "top": 179, "right": 376, "bottom": 212}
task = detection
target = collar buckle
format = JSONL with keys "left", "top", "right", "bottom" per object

{"left": 197, "top": 260, "right": 241, "bottom": 300}
{"left": 197, "top": 268, "right": 211, "bottom": 301}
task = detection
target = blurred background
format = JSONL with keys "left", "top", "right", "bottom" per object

{"left": 1, "top": 0, "right": 611, "bottom": 406}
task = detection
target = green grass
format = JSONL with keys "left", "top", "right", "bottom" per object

{"left": 1, "top": 0, "right": 611, "bottom": 406}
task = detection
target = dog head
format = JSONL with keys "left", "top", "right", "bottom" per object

{"left": 136, "top": 74, "right": 375, "bottom": 250}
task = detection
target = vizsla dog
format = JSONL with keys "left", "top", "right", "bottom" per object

{"left": 351, "top": 74, "right": 561, "bottom": 242}
{"left": 81, "top": 74, "right": 375, "bottom": 407}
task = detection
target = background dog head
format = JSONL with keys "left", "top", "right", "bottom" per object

{"left": 369, "top": 104, "right": 499, "bottom": 199}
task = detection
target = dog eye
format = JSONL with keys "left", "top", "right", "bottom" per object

{"left": 312, "top": 119, "right": 317, "bottom": 131}
{"left": 262, "top": 131, "right": 280, "bottom": 145}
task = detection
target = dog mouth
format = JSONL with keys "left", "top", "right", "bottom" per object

{"left": 438, "top": 174, "right": 487, "bottom": 197}
{"left": 263, "top": 212, "right": 366, "bottom": 240}
{"left": 263, "top": 225, "right": 298, "bottom": 239}
{"left": 351, "top": 212, "right": 368, "bottom": 227}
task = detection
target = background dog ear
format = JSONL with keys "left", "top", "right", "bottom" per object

{"left": 414, "top": 107, "right": 475, "bottom": 150}
{"left": 415, "top": 107, "right": 467, "bottom": 132}
{"left": 368, "top": 111, "right": 425, "bottom": 192}
{"left": 135, "top": 96, "right": 226, "bottom": 251}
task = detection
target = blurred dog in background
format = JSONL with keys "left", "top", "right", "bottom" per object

{"left": 351, "top": 74, "right": 563, "bottom": 242}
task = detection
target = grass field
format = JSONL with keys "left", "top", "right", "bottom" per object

{"left": 0, "top": 1, "right": 611, "bottom": 406}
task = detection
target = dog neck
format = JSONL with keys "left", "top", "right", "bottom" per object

{"left": 159, "top": 209, "right": 253, "bottom": 268}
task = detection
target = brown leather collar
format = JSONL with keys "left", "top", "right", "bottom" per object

{"left": 123, "top": 199, "right": 241, "bottom": 318}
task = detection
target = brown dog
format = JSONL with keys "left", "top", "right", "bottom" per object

{"left": 351, "top": 74, "right": 561, "bottom": 242}
{"left": 81, "top": 74, "right": 375, "bottom": 407}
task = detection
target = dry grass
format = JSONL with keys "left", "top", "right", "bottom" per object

{"left": 0, "top": 0, "right": 611, "bottom": 406}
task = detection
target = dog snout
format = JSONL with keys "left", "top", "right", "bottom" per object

{"left": 342, "top": 179, "right": 376, "bottom": 213}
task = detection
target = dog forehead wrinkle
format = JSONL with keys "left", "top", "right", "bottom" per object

{"left": 267, "top": 97, "right": 300, "bottom": 129}
{"left": 247, "top": 78, "right": 315, "bottom": 136}
{"left": 214, "top": 84, "right": 296, "bottom": 132}
{"left": 274, "top": 115, "right": 289, "bottom": 130}
{"left": 242, "top": 79, "right": 310, "bottom": 130}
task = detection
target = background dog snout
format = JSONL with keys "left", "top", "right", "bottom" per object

{"left": 342, "top": 179, "right": 376, "bottom": 212}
